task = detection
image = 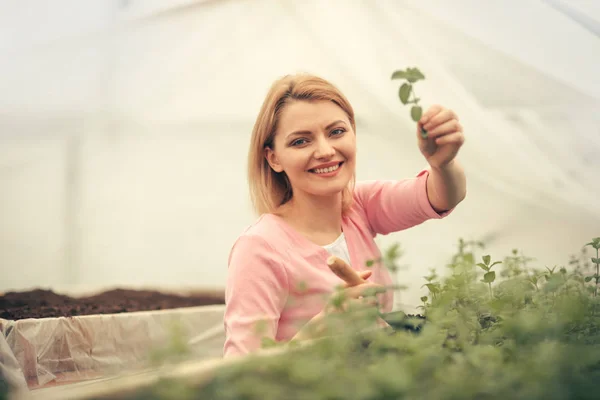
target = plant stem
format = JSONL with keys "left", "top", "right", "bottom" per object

{"left": 411, "top": 86, "right": 419, "bottom": 104}
{"left": 488, "top": 283, "right": 492, "bottom": 299}
{"left": 595, "top": 248, "right": 599, "bottom": 297}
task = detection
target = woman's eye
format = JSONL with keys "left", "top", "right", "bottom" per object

{"left": 331, "top": 128, "right": 345, "bottom": 136}
{"left": 291, "top": 138, "right": 308, "bottom": 147}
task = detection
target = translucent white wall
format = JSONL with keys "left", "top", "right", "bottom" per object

{"left": 1, "top": 0, "right": 598, "bottom": 310}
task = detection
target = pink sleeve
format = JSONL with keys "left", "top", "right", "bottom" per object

{"left": 223, "top": 234, "right": 289, "bottom": 358}
{"left": 354, "top": 169, "right": 452, "bottom": 236}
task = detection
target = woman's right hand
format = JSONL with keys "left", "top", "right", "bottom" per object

{"left": 327, "top": 270, "right": 384, "bottom": 311}
{"left": 291, "top": 271, "right": 384, "bottom": 341}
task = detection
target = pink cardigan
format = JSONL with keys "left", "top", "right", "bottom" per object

{"left": 223, "top": 170, "right": 450, "bottom": 357}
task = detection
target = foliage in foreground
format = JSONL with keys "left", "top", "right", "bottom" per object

{"left": 115, "top": 237, "right": 600, "bottom": 400}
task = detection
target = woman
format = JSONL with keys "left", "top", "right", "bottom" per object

{"left": 223, "top": 74, "right": 466, "bottom": 357}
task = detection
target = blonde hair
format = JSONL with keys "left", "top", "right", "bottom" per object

{"left": 248, "top": 74, "right": 356, "bottom": 216}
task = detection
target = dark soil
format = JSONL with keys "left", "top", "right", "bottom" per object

{"left": 0, "top": 288, "right": 225, "bottom": 321}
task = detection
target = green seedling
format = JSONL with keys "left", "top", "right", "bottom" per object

{"left": 584, "top": 237, "right": 600, "bottom": 296}
{"left": 477, "top": 254, "right": 502, "bottom": 298}
{"left": 391, "top": 67, "right": 428, "bottom": 138}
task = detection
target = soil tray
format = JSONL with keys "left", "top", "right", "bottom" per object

{"left": 0, "top": 288, "right": 226, "bottom": 391}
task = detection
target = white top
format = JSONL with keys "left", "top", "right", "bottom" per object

{"left": 322, "top": 232, "right": 351, "bottom": 266}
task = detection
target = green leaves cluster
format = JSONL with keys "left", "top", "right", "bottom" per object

{"left": 584, "top": 237, "right": 600, "bottom": 296}
{"left": 122, "top": 236, "right": 600, "bottom": 400}
{"left": 391, "top": 67, "right": 427, "bottom": 136}
{"left": 476, "top": 254, "right": 501, "bottom": 298}
{"left": 366, "top": 243, "right": 403, "bottom": 273}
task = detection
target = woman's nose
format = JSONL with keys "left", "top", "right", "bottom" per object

{"left": 314, "top": 137, "right": 335, "bottom": 159}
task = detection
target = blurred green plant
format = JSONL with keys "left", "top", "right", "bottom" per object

{"left": 584, "top": 237, "right": 600, "bottom": 296}
{"left": 111, "top": 235, "right": 600, "bottom": 400}
{"left": 149, "top": 319, "right": 190, "bottom": 366}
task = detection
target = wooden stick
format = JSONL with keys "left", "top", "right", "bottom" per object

{"left": 326, "top": 256, "right": 366, "bottom": 287}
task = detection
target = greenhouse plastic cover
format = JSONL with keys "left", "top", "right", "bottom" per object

{"left": 0, "top": 0, "right": 599, "bottom": 320}
{"left": 0, "top": 305, "right": 225, "bottom": 390}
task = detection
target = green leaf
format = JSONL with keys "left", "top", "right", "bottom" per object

{"left": 483, "top": 271, "right": 496, "bottom": 283}
{"left": 585, "top": 276, "right": 593, "bottom": 282}
{"left": 411, "top": 106, "right": 422, "bottom": 122}
{"left": 331, "top": 291, "right": 347, "bottom": 310}
{"left": 385, "top": 243, "right": 401, "bottom": 259}
{"left": 366, "top": 259, "right": 375, "bottom": 267}
{"left": 392, "top": 67, "right": 425, "bottom": 82}
{"left": 482, "top": 255, "right": 491, "bottom": 266}
{"left": 261, "top": 337, "right": 278, "bottom": 349}
{"left": 490, "top": 261, "right": 502, "bottom": 268}
{"left": 391, "top": 70, "right": 407, "bottom": 80}
{"left": 406, "top": 67, "right": 425, "bottom": 83}
{"left": 399, "top": 83, "right": 411, "bottom": 105}
{"left": 476, "top": 263, "right": 489, "bottom": 272}
{"left": 591, "top": 257, "right": 600, "bottom": 264}
{"left": 423, "top": 283, "right": 440, "bottom": 293}
{"left": 420, "top": 296, "right": 428, "bottom": 303}
{"left": 585, "top": 238, "right": 600, "bottom": 249}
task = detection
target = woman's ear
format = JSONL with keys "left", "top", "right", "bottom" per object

{"left": 264, "top": 147, "right": 284, "bottom": 173}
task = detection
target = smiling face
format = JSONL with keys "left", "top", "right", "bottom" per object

{"left": 265, "top": 100, "right": 356, "bottom": 201}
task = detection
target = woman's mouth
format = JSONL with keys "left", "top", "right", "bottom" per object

{"left": 309, "top": 162, "right": 343, "bottom": 176}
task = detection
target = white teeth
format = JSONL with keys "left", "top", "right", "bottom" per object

{"left": 313, "top": 164, "right": 340, "bottom": 174}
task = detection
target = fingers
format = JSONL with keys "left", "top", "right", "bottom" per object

{"left": 342, "top": 270, "right": 372, "bottom": 288}
{"left": 358, "top": 270, "right": 372, "bottom": 279}
{"left": 347, "top": 297, "right": 378, "bottom": 309}
{"left": 435, "top": 131, "right": 465, "bottom": 147}
{"left": 426, "top": 119, "right": 463, "bottom": 139}
{"left": 422, "top": 108, "right": 458, "bottom": 132}
{"left": 418, "top": 107, "right": 460, "bottom": 142}
{"left": 419, "top": 104, "right": 444, "bottom": 126}
{"left": 344, "top": 282, "right": 384, "bottom": 299}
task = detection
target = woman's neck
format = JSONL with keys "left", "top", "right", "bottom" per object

{"left": 276, "top": 192, "right": 343, "bottom": 242}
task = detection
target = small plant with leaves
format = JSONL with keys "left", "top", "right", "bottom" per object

{"left": 421, "top": 268, "right": 441, "bottom": 301}
{"left": 584, "top": 237, "right": 600, "bottom": 296}
{"left": 391, "top": 67, "right": 428, "bottom": 138}
{"left": 365, "top": 242, "right": 404, "bottom": 273}
{"left": 476, "top": 255, "right": 502, "bottom": 298}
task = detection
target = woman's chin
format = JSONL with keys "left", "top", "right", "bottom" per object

{"left": 307, "top": 179, "right": 351, "bottom": 198}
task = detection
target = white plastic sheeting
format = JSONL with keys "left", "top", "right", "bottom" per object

{"left": 0, "top": 0, "right": 598, "bottom": 309}
{"left": 0, "top": 305, "right": 225, "bottom": 390}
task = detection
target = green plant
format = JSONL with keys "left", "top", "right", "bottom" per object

{"left": 584, "top": 237, "right": 600, "bottom": 296}
{"left": 366, "top": 242, "right": 404, "bottom": 273}
{"left": 109, "top": 236, "right": 600, "bottom": 400}
{"left": 149, "top": 320, "right": 191, "bottom": 366}
{"left": 391, "top": 67, "right": 428, "bottom": 138}
{"left": 476, "top": 254, "right": 502, "bottom": 298}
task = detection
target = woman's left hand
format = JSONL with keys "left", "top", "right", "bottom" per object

{"left": 417, "top": 105, "right": 465, "bottom": 169}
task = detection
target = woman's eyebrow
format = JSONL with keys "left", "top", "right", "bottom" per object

{"left": 285, "top": 120, "right": 347, "bottom": 140}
